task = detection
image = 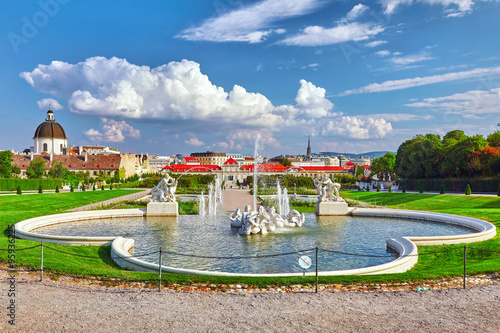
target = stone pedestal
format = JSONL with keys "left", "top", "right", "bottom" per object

{"left": 147, "top": 202, "right": 178, "bottom": 216}
{"left": 315, "top": 201, "right": 348, "bottom": 216}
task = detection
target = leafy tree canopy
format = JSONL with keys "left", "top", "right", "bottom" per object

{"left": 26, "top": 158, "right": 47, "bottom": 179}
{"left": 0, "top": 151, "right": 13, "bottom": 178}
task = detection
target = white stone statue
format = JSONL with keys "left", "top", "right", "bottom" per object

{"left": 231, "top": 204, "right": 304, "bottom": 235}
{"left": 315, "top": 174, "right": 344, "bottom": 203}
{"left": 151, "top": 175, "right": 178, "bottom": 202}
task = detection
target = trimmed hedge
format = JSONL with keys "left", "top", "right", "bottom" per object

{"left": 399, "top": 178, "right": 500, "bottom": 193}
{"left": 0, "top": 178, "right": 63, "bottom": 191}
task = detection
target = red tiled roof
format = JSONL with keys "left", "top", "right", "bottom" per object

{"left": 346, "top": 162, "right": 354, "bottom": 165}
{"left": 364, "top": 165, "right": 371, "bottom": 170}
{"left": 171, "top": 165, "right": 221, "bottom": 172}
{"left": 184, "top": 157, "right": 199, "bottom": 162}
{"left": 288, "top": 166, "right": 346, "bottom": 172}
{"left": 224, "top": 158, "right": 238, "bottom": 165}
{"left": 240, "top": 163, "right": 288, "bottom": 172}
{"left": 11, "top": 154, "right": 121, "bottom": 170}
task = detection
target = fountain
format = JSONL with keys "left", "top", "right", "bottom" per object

{"left": 199, "top": 191, "right": 206, "bottom": 216}
{"left": 276, "top": 180, "right": 290, "bottom": 217}
{"left": 207, "top": 175, "right": 223, "bottom": 216}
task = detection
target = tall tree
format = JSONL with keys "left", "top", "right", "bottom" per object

{"left": 0, "top": 151, "right": 13, "bottom": 178}
{"left": 487, "top": 131, "right": 500, "bottom": 147}
{"left": 48, "top": 160, "right": 70, "bottom": 179}
{"left": 371, "top": 152, "right": 396, "bottom": 180}
{"left": 26, "top": 158, "right": 47, "bottom": 179}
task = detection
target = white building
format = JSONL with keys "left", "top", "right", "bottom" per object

{"left": 33, "top": 109, "right": 68, "bottom": 155}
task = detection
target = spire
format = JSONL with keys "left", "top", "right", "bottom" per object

{"left": 306, "top": 136, "right": 312, "bottom": 159}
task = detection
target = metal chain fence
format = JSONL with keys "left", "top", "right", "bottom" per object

{"left": 2, "top": 243, "right": 499, "bottom": 293}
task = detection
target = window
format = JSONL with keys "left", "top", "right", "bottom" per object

{"left": 60, "top": 144, "right": 63, "bottom": 152}
{"left": 43, "top": 143, "right": 48, "bottom": 152}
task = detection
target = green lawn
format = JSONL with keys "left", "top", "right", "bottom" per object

{"left": 1, "top": 190, "right": 499, "bottom": 287}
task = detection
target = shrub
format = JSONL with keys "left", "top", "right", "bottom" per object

{"left": 366, "top": 185, "right": 370, "bottom": 192}
{"left": 498, "top": 184, "right": 500, "bottom": 197}
{"left": 93, "top": 184, "right": 96, "bottom": 191}
{"left": 465, "top": 184, "right": 472, "bottom": 195}
{"left": 16, "top": 185, "right": 22, "bottom": 195}
{"left": 376, "top": 184, "right": 380, "bottom": 192}
{"left": 70, "top": 185, "right": 74, "bottom": 192}
{"left": 388, "top": 186, "right": 392, "bottom": 193}
{"left": 402, "top": 185, "right": 406, "bottom": 193}
{"left": 440, "top": 184, "right": 445, "bottom": 194}
{"left": 109, "top": 184, "right": 113, "bottom": 190}
{"left": 38, "top": 185, "right": 43, "bottom": 194}
{"left": 55, "top": 185, "right": 59, "bottom": 193}
{"left": 101, "top": 185, "right": 105, "bottom": 191}
{"left": 419, "top": 183, "right": 424, "bottom": 193}
{"left": 81, "top": 184, "right": 85, "bottom": 192}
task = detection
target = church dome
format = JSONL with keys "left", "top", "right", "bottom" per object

{"left": 33, "top": 110, "right": 67, "bottom": 140}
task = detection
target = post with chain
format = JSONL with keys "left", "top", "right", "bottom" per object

{"left": 158, "top": 247, "right": 162, "bottom": 292}
{"left": 463, "top": 245, "right": 467, "bottom": 289}
{"left": 315, "top": 247, "right": 319, "bottom": 294}
{"left": 40, "top": 241, "right": 43, "bottom": 281}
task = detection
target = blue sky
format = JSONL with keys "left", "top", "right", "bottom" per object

{"left": 1, "top": 0, "right": 499, "bottom": 157}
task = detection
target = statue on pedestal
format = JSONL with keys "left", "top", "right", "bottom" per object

{"left": 151, "top": 175, "right": 178, "bottom": 202}
{"left": 314, "top": 174, "right": 344, "bottom": 203}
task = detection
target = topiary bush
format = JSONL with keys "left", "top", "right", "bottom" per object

{"left": 376, "top": 184, "right": 380, "bottom": 192}
{"left": 498, "top": 184, "right": 500, "bottom": 197}
{"left": 101, "top": 185, "right": 105, "bottom": 191}
{"left": 38, "top": 185, "right": 43, "bottom": 194}
{"left": 465, "top": 184, "right": 471, "bottom": 195}
{"left": 419, "top": 183, "right": 424, "bottom": 193}
{"left": 402, "top": 185, "right": 406, "bottom": 193}
{"left": 16, "top": 185, "right": 22, "bottom": 195}
{"left": 70, "top": 185, "right": 74, "bottom": 192}
{"left": 55, "top": 185, "right": 59, "bottom": 193}
{"left": 440, "top": 184, "right": 445, "bottom": 194}
{"left": 388, "top": 185, "right": 392, "bottom": 193}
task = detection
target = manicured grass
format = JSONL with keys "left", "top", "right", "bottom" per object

{"left": 1, "top": 190, "right": 499, "bottom": 287}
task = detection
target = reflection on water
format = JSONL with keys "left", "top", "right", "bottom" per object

{"left": 33, "top": 214, "right": 474, "bottom": 274}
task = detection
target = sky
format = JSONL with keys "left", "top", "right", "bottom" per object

{"left": 1, "top": 0, "right": 499, "bottom": 157}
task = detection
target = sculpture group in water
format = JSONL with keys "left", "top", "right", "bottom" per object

{"left": 151, "top": 175, "right": 178, "bottom": 202}
{"left": 313, "top": 174, "right": 345, "bottom": 203}
{"left": 230, "top": 205, "right": 305, "bottom": 235}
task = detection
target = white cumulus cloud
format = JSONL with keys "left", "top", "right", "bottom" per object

{"left": 366, "top": 40, "right": 388, "bottom": 47}
{"left": 177, "top": 0, "right": 323, "bottom": 43}
{"left": 84, "top": 118, "right": 140, "bottom": 143}
{"left": 37, "top": 98, "right": 63, "bottom": 110}
{"left": 321, "top": 116, "right": 393, "bottom": 139}
{"left": 345, "top": 4, "right": 370, "bottom": 21}
{"left": 280, "top": 22, "right": 385, "bottom": 47}
{"left": 185, "top": 138, "right": 205, "bottom": 146}
{"left": 390, "top": 51, "right": 434, "bottom": 65}
{"left": 405, "top": 88, "right": 500, "bottom": 115}
{"left": 380, "top": 0, "right": 474, "bottom": 16}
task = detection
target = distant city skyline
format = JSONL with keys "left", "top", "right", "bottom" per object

{"left": 1, "top": 1, "right": 499, "bottom": 156}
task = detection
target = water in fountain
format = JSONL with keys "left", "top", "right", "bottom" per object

{"left": 253, "top": 133, "right": 261, "bottom": 211}
{"left": 199, "top": 191, "right": 206, "bottom": 216}
{"left": 208, "top": 183, "right": 215, "bottom": 216}
{"left": 207, "top": 176, "right": 223, "bottom": 216}
{"left": 276, "top": 180, "right": 290, "bottom": 217}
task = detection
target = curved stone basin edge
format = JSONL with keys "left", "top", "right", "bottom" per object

{"left": 14, "top": 208, "right": 496, "bottom": 277}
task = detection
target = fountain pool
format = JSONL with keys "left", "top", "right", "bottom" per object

{"left": 32, "top": 213, "right": 476, "bottom": 274}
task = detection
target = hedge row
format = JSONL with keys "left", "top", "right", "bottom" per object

{"left": 399, "top": 178, "right": 500, "bottom": 192}
{"left": 0, "top": 178, "right": 63, "bottom": 191}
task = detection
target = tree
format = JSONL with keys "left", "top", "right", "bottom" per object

{"left": 48, "top": 160, "right": 70, "bottom": 179}
{"left": 465, "top": 184, "right": 471, "bottom": 195}
{"left": 16, "top": 186, "right": 22, "bottom": 195}
{"left": 26, "top": 158, "right": 46, "bottom": 179}
{"left": 371, "top": 152, "right": 396, "bottom": 180}
{"left": 11, "top": 165, "right": 21, "bottom": 176}
{"left": 0, "top": 151, "right": 13, "bottom": 178}
{"left": 396, "top": 134, "right": 442, "bottom": 179}
{"left": 38, "top": 185, "right": 43, "bottom": 194}
{"left": 487, "top": 131, "right": 500, "bottom": 147}
{"left": 278, "top": 157, "right": 291, "bottom": 167}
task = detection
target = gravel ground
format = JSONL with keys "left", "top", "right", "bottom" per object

{"left": 2, "top": 273, "right": 499, "bottom": 333}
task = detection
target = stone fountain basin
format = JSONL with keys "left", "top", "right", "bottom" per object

{"left": 14, "top": 207, "right": 496, "bottom": 277}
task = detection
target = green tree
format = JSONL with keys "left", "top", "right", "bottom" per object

{"left": 48, "top": 160, "right": 70, "bottom": 179}
{"left": 278, "top": 157, "right": 292, "bottom": 167}
{"left": 442, "top": 135, "right": 487, "bottom": 177}
{"left": 55, "top": 185, "right": 59, "bottom": 193}
{"left": 487, "top": 131, "right": 500, "bottom": 147}
{"left": 396, "top": 134, "right": 442, "bottom": 179}
{"left": 0, "top": 151, "right": 13, "bottom": 178}
{"left": 371, "top": 152, "right": 396, "bottom": 180}
{"left": 16, "top": 186, "right": 22, "bottom": 195}
{"left": 11, "top": 165, "right": 21, "bottom": 176}
{"left": 465, "top": 184, "right": 471, "bottom": 195}
{"left": 26, "top": 158, "right": 47, "bottom": 179}
{"left": 38, "top": 185, "right": 43, "bottom": 194}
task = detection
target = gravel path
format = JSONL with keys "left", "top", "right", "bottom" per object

{"left": 222, "top": 189, "right": 254, "bottom": 213}
{"left": 2, "top": 274, "right": 499, "bottom": 332}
